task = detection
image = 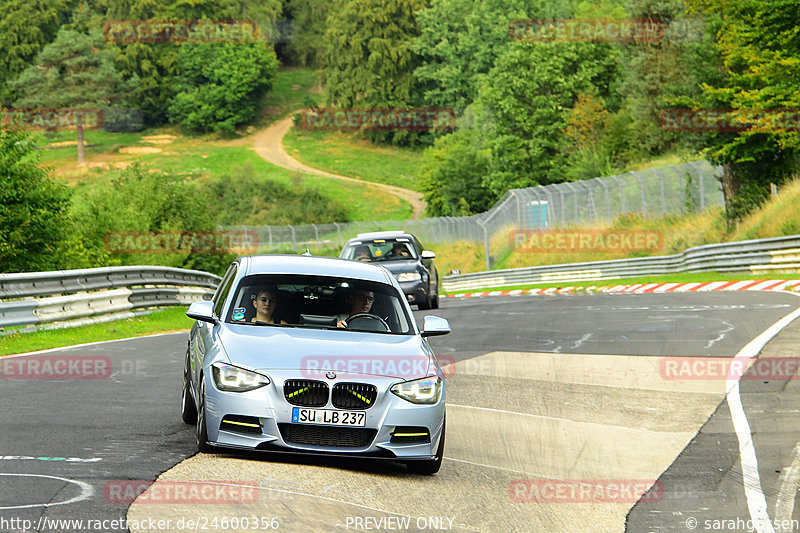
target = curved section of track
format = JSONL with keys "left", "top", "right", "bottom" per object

{"left": 2, "top": 292, "right": 800, "bottom": 532}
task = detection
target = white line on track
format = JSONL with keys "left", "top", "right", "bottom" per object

{"left": 0, "top": 473, "right": 94, "bottom": 510}
{"left": 726, "top": 295, "right": 800, "bottom": 533}
{"left": 774, "top": 442, "right": 800, "bottom": 533}
{"left": 447, "top": 404, "right": 670, "bottom": 434}
{"left": 1, "top": 331, "right": 186, "bottom": 359}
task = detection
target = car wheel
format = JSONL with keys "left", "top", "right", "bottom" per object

{"left": 431, "top": 291, "right": 439, "bottom": 309}
{"left": 417, "top": 286, "right": 431, "bottom": 310}
{"left": 406, "top": 417, "right": 445, "bottom": 475}
{"left": 181, "top": 352, "right": 197, "bottom": 424}
{"left": 196, "top": 377, "right": 213, "bottom": 453}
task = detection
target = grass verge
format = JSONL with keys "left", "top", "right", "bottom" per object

{"left": 283, "top": 129, "right": 423, "bottom": 191}
{"left": 0, "top": 307, "right": 193, "bottom": 356}
{"left": 443, "top": 271, "right": 800, "bottom": 295}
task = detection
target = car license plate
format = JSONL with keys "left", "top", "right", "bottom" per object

{"left": 292, "top": 407, "right": 366, "bottom": 427}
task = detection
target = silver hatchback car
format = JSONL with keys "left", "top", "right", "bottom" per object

{"left": 182, "top": 255, "right": 450, "bottom": 474}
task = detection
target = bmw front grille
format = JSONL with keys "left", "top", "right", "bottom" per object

{"left": 284, "top": 380, "right": 328, "bottom": 407}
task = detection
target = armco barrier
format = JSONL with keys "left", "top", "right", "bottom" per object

{"left": 0, "top": 266, "right": 221, "bottom": 332}
{"left": 441, "top": 235, "right": 800, "bottom": 292}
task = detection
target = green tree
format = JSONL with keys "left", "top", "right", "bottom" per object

{"left": 168, "top": 42, "right": 278, "bottom": 133}
{"left": 322, "top": 0, "right": 428, "bottom": 144}
{"left": 0, "top": 127, "right": 73, "bottom": 273}
{"left": 478, "top": 41, "right": 619, "bottom": 196}
{"left": 412, "top": 0, "right": 555, "bottom": 114}
{"left": 72, "top": 164, "right": 232, "bottom": 274}
{"left": 283, "top": 0, "right": 330, "bottom": 66}
{"left": 418, "top": 129, "right": 493, "bottom": 216}
{"left": 0, "top": 0, "right": 76, "bottom": 105}
{"left": 91, "top": 0, "right": 280, "bottom": 124}
{"left": 10, "top": 28, "right": 123, "bottom": 163}
{"left": 685, "top": 0, "right": 800, "bottom": 221}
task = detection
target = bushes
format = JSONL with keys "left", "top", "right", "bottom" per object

{"left": 168, "top": 43, "right": 278, "bottom": 134}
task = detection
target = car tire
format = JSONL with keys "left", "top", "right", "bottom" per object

{"left": 417, "top": 286, "right": 432, "bottom": 310}
{"left": 431, "top": 291, "right": 439, "bottom": 309}
{"left": 196, "top": 377, "right": 213, "bottom": 453}
{"left": 181, "top": 352, "right": 197, "bottom": 424}
{"left": 406, "top": 417, "right": 445, "bottom": 475}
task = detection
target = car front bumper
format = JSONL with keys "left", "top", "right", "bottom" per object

{"left": 397, "top": 280, "right": 427, "bottom": 305}
{"left": 202, "top": 371, "right": 445, "bottom": 460}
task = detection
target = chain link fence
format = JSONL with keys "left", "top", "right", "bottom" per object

{"left": 225, "top": 161, "right": 723, "bottom": 268}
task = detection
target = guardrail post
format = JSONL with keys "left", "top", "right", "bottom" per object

{"left": 333, "top": 222, "right": 342, "bottom": 246}
{"left": 311, "top": 223, "right": 319, "bottom": 248}
{"left": 594, "top": 178, "right": 610, "bottom": 221}
{"left": 512, "top": 190, "right": 522, "bottom": 233}
{"left": 634, "top": 172, "right": 646, "bottom": 216}
{"left": 477, "top": 220, "right": 490, "bottom": 271}
{"left": 288, "top": 225, "right": 297, "bottom": 252}
{"left": 266, "top": 225, "right": 273, "bottom": 251}
{"left": 610, "top": 175, "right": 624, "bottom": 214}
{"left": 564, "top": 182, "right": 579, "bottom": 223}
{"left": 689, "top": 161, "right": 706, "bottom": 210}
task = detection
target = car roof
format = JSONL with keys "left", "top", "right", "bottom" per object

{"left": 238, "top": 254, "right": 395, "bottom": 284}
{"left": 350, "top": 231, "right": 413, "bottom": 241}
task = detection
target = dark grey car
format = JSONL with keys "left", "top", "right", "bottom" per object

{"left": 340, "top": 231, "right": 439, "bottom": 309}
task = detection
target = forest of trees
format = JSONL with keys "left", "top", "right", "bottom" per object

{"left": 2, "top": 0, "right": 798, "bottom": 272}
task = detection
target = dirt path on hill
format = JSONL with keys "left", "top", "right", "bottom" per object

{"left": 251, "top": 112, "right": 426, "bottom": 219}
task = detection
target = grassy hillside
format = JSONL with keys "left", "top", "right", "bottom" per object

{"left": 31, "top": 69, "right": 412, "bottom": 223}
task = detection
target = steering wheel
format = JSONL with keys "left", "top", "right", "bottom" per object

{"left": 344, "top": 313, "right": 390, "bottom": 332}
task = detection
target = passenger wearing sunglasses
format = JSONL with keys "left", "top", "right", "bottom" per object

{"left": 336, "top": 289, "right": 375, "bottom": 328}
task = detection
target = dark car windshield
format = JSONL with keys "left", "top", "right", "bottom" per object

{"left": 224, "top": 274, "right": 413, "bottom": 334}
{"left": 341, "top": 238, "right": 417, "bottom": 262}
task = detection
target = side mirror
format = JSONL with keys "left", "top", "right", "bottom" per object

{"left": 421, "top": 250, "right": 436, "bottom": 259}
{"left": 187, "top": 301, "right": 216, "bottom": 324}
{"left": 421, "top": 315, "right": 450, "bottom": 337}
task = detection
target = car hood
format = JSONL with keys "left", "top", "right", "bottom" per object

{"left": 374, "top": 259, "right": 420, "bottom": 274}
{"left": 218, "top": 324, "right": 432, "bottom": 380}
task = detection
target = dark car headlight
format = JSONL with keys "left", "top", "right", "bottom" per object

{"left": 396, "top": 272, "right": 422, "bottom": 282}
{"left": 211, "top": 362, "right": 270, "bottom": 392}
{"left": 391, "top": 375, "right": 442, "bottom": 404}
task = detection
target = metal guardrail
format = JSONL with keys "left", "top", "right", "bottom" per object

{"left": 441, "top": 235, "right": 800, "bottom": 292}
{"left": 0, "top": 266, "right": 221, "bottom": 331}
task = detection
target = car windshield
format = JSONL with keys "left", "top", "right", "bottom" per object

{"left": 224, "top": 274, "right": 413, "bottom": 334}
{"left": 342, "top": 239, "right": 417, "bottom": 262}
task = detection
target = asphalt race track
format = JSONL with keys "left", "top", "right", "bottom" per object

{"left": 2, "top": 291, "right": 800, "bottom": 532}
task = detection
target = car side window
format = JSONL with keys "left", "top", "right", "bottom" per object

{"left": 213, "top": 264, "right": 238, "bottom": 318}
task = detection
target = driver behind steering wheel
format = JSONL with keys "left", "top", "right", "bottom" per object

{"left": 336, "top": 289, "right": 375, "bottom": 328}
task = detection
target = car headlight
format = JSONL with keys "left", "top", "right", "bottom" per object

{"left": 391, "top": 376, "right": 442, "bottom": 404}
{"left": 211, "top": 362, "right": 270, "bottom": 392}
{"left": 396, "top": 272, "right": 422, "bottom": 282}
